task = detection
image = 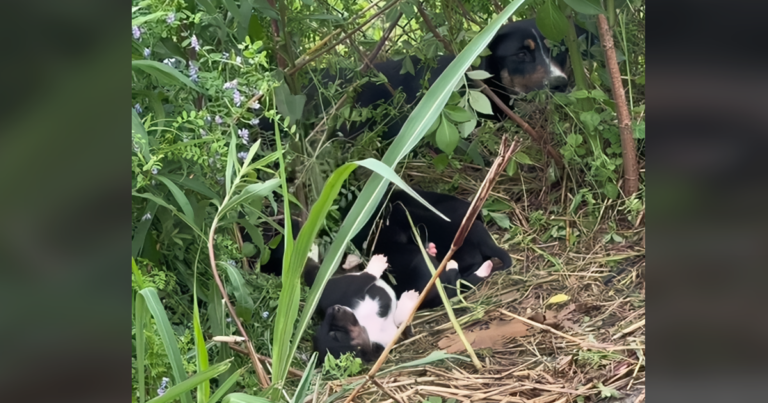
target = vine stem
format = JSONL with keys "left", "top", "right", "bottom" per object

{"left": 207, "top": 193, "right": 271, "bottom": 388}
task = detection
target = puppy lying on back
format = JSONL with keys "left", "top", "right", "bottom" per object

{"left": 309, "top": 255, "right": 420, "bottom": 363}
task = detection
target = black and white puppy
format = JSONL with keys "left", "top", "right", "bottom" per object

{"left": 310, "top": 255, "right": 420, "bottom": 363}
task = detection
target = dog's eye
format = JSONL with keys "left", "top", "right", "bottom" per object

{"left": 517, "top": 51, "right": 527, "bottom": 59}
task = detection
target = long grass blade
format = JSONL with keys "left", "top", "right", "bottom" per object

{"left": 221, "top": 393, "right": 272, "bottom": 403}
{"left": 207, "top": 367, "right": 246, "bottom": 403}
{"left": 146, "top": 359, "right": 233, "bottom": 403}
{"left": 155, "top": 175, "right": 197, "bottom": 226}
{"left": 290, "top": 352, "right": 318, "bottom": 403}
{"left": 132, "top": 201, "right": 158, "bottom": 258}
{"left": 137, "top": 288, "right": 193, "bottom": 403}
{"left": 134, "top": 260, "right": 148, "bottom": 403}
{"left": 192, "top": 266, "right": 210, "bottom": 403}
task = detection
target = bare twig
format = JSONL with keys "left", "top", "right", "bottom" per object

{"left": 416, "top": 4, "right": 455, "bottom": 54}
{"left": 287, "top": 0, "right": 401, "bottom": 76}
{"left": 612, "top": 319, "right": 645, "bottom": 339}
{"left": 227, "top": 343, "right": 305, "bottom": 378}
{"left": 208, "top": 217, "right": 270, "bottom": 387}
{"left": 597, "top": 14, "right": 639, "bottom": 196}
{"left": 343, "top": 136, "right": 523, "bottom": 403}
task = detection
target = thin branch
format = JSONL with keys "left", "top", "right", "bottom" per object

{"left": 343, "top": 136, "right": 523, "bottom": 403}
{"left": 287, "top": 0, "right": 401, "bottom": 76}
{"left": 208, "top": 216, "right": 270, "bottom": 387}
{"left": 416, "top": 4, "right": 455, "bottom": 54}
{"left": 596, "top": 14, "right": 639, "bottom": 196}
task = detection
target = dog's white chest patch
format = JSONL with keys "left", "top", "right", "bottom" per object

{"left": 351, "top": 292, "right": 398, "bottom": 347}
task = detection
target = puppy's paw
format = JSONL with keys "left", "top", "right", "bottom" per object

{"left": 427, "top": 242, "right": 438, "bottom": 257}
{"left": 447, "top": 260, "right": 459, "bottom": 271}
{"left": 475, "top": 260, "right": 494, "bottom": 278}
{"left": 365, "top": 254, "right": 389, "bottom": 278}
{"left": 342, "top": 254, "right": 363, "bottom": 270}
{"left": 399, "top": 290, "right": 420, "bottom": 306}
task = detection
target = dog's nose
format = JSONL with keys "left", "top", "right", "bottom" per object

{"left": 547, "top": 75, "right": 569, "bottom": 92}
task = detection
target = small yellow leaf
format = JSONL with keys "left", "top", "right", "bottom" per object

{"left": 546, "top": 294, "right": 570, "bottom": 305}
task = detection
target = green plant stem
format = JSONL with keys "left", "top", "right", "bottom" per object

{"left": 607, "top": 0, "right": 616, "bottom": 27}
{"left": 563, "top": 12, "right": 593, "bottom": 111}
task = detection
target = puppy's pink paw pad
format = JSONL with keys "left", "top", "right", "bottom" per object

{"left": 427, "top": 242, "right": 438, "bottom": 257}
{"left": 475, "top": 260, "right": 493, "bottom": 278}
{"left": 365, "top": 254, "right": 389, "bottom": 277}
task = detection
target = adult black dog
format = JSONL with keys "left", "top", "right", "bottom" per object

{"left": 257, "top": 18, "right": 592, "bottom": 141}
{"left": 239, "top": 216, "right": 322, "bottom": 277}
{"left": 350, "top": 187, "right": 513, "bottom": 307}
{"left": 309, "top": 254, "right": 420, "bottom": 363}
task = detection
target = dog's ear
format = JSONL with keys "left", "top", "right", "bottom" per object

{"left": 361, "top": 343, "right": 385, "bottom": 363}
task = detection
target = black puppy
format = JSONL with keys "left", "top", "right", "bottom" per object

{"left": 310, "top": 255, "right": 420, "bottom": 363}
{"left": 256, "top": 18, "right": 593, "bottom": 141}
{"left": 353, "top": 187, "right": 513, "bottom": 278}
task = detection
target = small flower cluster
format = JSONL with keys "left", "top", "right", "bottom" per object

{"left": 157, "top": 377, "right": 170, "bottom": 396}
{"left": 238, "top": 128, "right": 250, "bottom": 145}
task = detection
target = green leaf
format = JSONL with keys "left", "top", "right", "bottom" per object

{"left": 132, "top": 201, "right": 158, "bottom": 258}
{"left": 604, "top": 182, "right": 619, "bottom": 199}
{"left": 632, "top": 121, "right": 645, "bottom": 139}
{"left": 290, "top": 352, "right": 318, "bottom": 403}
{"left": 468, "top": 90, "right": 493, "bottom": 115}
{"left": 381, "top": 351, "right": 470, "bottom": 374}
{"left": 132, "top": 192, "right": 204, "bottom": 238}
{"left": 220, "top": 179, "right": 281, "bottom": 218}
{"left": 505, "top": 159, "right": 517, "bottom": 176}
{"left": 222, "top": 393, "right": 272, "bottom": 403}
{"left": 136, "top": 288, "right": 193, "bottom": 403}
{"left": 562, "top": 0, "right": 606, "bottom": 15}
{"left": 132, "top": 60, "right": 205, "bottom": 93}
{"left": 458, "top": 118, "right": 476, "bottom": 138}
{"left": 514, "top": 152, "right": 533, "bottom": 165}
{"left": 192, "top": 273, "right": 210, "bottom": 403}
{"left": 155, "top": 176, "right": 197, "bottom": 227}
{"left": 274, "top": 82, "right": 306, "bottom": 123}
{"left": 164, "top": 174, "right": 221, "bottom": 204}
{"left": 579, "top": 111, "right": 601, "bottom": 132}
{"left": 536, "top": 0, "right": 570, "bottom": 42}
{"left": 282, "top": 0, "right": 529, "bottom": 390}
{"left": 443, "top": 105, "right": 473, "bottom": 123}
{"left": 195, "top": 0, "right": 216, "bottom": 14}
{"left": 466, "top": 70, "right": 493, "bottom": 80}
{"left": 433, "top": 153, "right": 449, "bottom": 172}
{"left": 132, "top": 11, "right": 167, "bottom": 26}
{"left": 219, "top": 261, "right": 255, "bottom": 312}
{"left": 436, "top": 115, "right": 459, "bottom": 154}
{"left": 252, "top": 0, "right": 280, "bottom": 20}
{"left": 225, "top": 128, "right": 238, "bottom": 196}
{"left": 146, "top": 360, "right": 233, "bottom": 403}
{"left": 488, "top": 212, "right": 512, "bottom": 229}
{"left": 132, "top": 109, "right": 151, "bottom": 161}
{"left": 207, "top": 368, "right": 245, "bottom": 403}
{"left": 570, "top": 89, "right": 589, "bottom": 99}
{"left": 596, "top": 382, "right": 623, "bottom": 398}
{"left": 247, "top": 14, "right": 265, "bottom": 43}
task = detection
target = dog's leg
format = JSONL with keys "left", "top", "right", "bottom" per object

{"left": 394, "top": 290, "right": 420, "bottom": 326}
{"left": 364, "top": 254, "right": 389, "bottom": 279}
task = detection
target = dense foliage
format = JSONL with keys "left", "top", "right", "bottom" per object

{"left": 131, "top": 0, "right": 645, "bottom": 401}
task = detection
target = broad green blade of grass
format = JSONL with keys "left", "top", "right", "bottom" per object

{"left": 164, "top": 173, "right": 222, "bottom": 203}
{"left": 281, "top": 0, "right": 527, "bottom": 390}
{"left": 136, "top": 288, "right": 193, "bottom": 403}
{"left": 192, "top": 266, "right": 210, "bottom": 403}
{"left": 219, "top": 261, "right": 255, "bottom": 315}
{"left": 219, "top": 179, "right": 281, "bottom": 217}
{"left": 225, "top": 127, "right": 239, "bottom": 195}
{"left": 271, "top": 158, "right": 447, "bottom": 388}
{"left": 290, "top": 352, "right": 318, "bottom": 403}
{"left": 207, "top": 367, "right": 246, "bottom": 403}
{"left": 155, "top": 175, "right": 197, "bottom": 225}
{"left": 132, "top": 60, "right": 206, "bottom": 93}
{"left": 221, "top": 393, "right": 272, "bottom": 403}
{"left": 134, "top": 264, "right": 148, "bottom": 403}
{"left": 145, "top": 359, "right": 233, "bottom": 403}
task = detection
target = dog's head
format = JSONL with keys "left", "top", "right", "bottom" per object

{"left": 312, "top": 305, "right": 382, "bottom": 363}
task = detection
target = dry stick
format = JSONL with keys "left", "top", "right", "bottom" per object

{"left": 342, "top": 136, "right": 523, "bottom": 403}
{"left": 287, "top": 0, "right": 402, "bottom": 76}
{"left": 306, "top": 12, "right": 402, "bottom": 144}
{"left": 596, "top": 14, "right": 639, "bottom": 196}
{"left": 474, "top": 81, "right": 565, "bottom": 167}
{"left": 370, "top": 378, "right": 405, "bottom": 403}
{"left": 416, "top": 4, "right": 455, "bottom": 54}
{"left": 612, "top": 319, "right": 645, "bottom": 339}
{"left": 207, "top": 217, "right": 270, "bottom": 387}
{"left": 227, "top": 344, "right": 305, "bottom": 379}
{"left": 264, "top": 0, "right": 287, "bottom": 70}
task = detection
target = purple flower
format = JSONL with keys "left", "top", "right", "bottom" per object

{"left": 262, "top": 311, "right": 269, "bottom": 319}
{"left": 189, "top": 64, "right": 199, "bottom": 83}
{"left": 223, "top": 79, "right": 237, "bottom": 90}
{"left": 134, "top": 103, "right": 142, "bottom": 114}
{"left": 200, "top": 129, "right": 207, "bottom": 137}
{"left": 132, "top": 26, "right": 142, "bottom": 40}
{"left": 215, "top": 115, "right": 223, "bottom": 125}
{"left": 233, "top": 89, "right": 242, "bottom": 107}
{"left": 151, "top": 167, "right": 158, "bottom": 175}
{"left": 250, "top": 118, "right": 260, "bottom": 126}
{"left": 237, "top": 151, "right": 248, "bottom": 161}
{"left": 191, "top": 35, "right": 200, "bottom": 51}
{"left": 235, "top": 56, "right": 242, "bottom": 64}
{"left": 238, "top": 128, "right": 249, "bottom": 139}
{"left": 162, "top": 58, "right": 175, "bottom": 67}
{"left": 157, "top": 377, "right": 170, "bottom": 396}
{"left": 143, "top": 48, "right": 151, "bottom": 58}
{"left": 166, "top": 13, "right": 175, "bottom": 24}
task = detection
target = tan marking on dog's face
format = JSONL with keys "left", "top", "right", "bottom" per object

{"left": 501, "top": 65, "right": 549, "bottom": 94}
{"left": 524, "top": 39, "right": 536, "bottom": 50}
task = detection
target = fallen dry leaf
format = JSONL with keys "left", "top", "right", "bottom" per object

{"left": 438, "top": 320, "right": 531, "bottom": 353}
{"left": 546, "top": 293, "right": 570, "bottom": 305}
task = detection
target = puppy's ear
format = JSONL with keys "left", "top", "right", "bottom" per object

{"left": 363, "top": 343, "right": 385, "bottom": 363}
